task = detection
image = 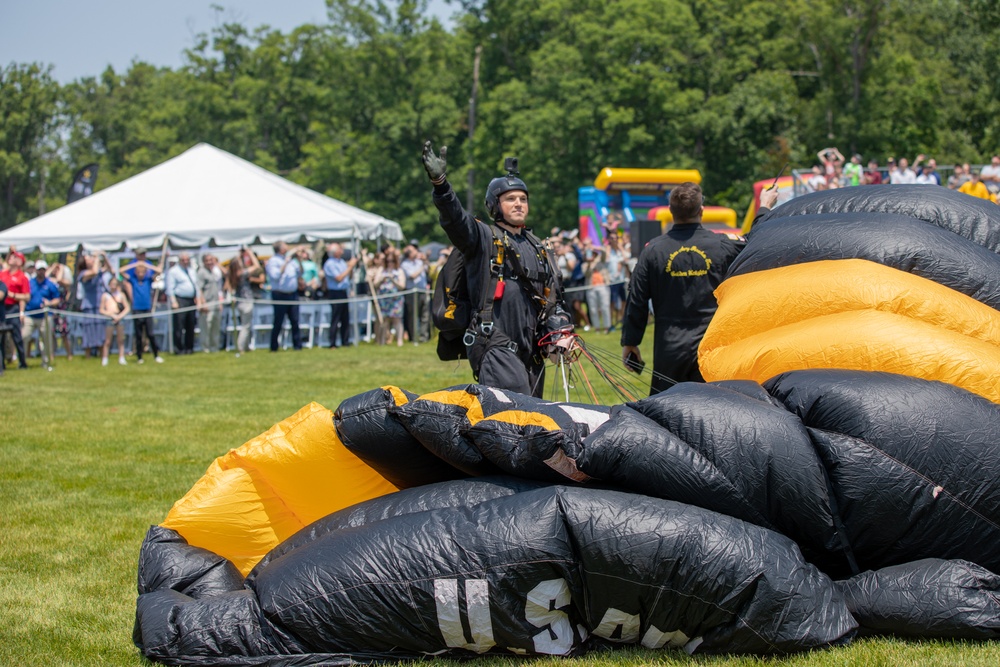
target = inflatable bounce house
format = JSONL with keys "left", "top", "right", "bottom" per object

{"left": 577, "top": 168, "right": 738, "bottom": 245}
{"left": 135, "top": 186, "right": 1000, "bottom": 665}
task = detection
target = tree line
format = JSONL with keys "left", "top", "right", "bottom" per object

{"left": 3, "top": 0, "right": 999, "bottom": 239}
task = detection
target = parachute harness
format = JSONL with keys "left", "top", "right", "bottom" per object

{"left": 467, "top": 227, "right": 558, "bottom": 353}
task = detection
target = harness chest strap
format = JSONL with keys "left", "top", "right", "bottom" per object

{"left": 476, "top": 227, "right": 504, "bottom": 335}
{"left": 470, "top": 227, "right": 557, "bottom": 346}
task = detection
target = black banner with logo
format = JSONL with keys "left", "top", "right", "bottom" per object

{"left": 66, "top": 163, "right": 99, "bottom": 204}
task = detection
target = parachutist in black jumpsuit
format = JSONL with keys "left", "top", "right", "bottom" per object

{"left": 621, "top": 222, "right": 745, "bottom": 394}
{"left": 431, "top": 181, "right": 570, "bottom": 397}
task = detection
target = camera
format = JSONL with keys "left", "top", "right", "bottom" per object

{"left": 503, "top": 157, "right": 519, "bottom": 176}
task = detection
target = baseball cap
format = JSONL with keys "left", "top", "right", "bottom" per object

{"left": 133, "top": 246, "right": 148, "bottom": 255}
{"left": 35, "top": 259, "right": 48, "bottom": 270}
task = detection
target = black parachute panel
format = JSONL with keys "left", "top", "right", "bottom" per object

{"left": 334, "top": 386, "right": 466, "bottom": 488}
{"left": 245, "top": 476, "right": 549, "bottom": 586}
{"left": 391, "top": 384, "right": 611, "bottom": 479}
{"left": 731, "top": 212, "right": 1000, "bottom": 309}
{"left": 838, "top": 559, "right": 1000, "bottom": 639}
{"left": 757, "top": 184, "right": 1000, "bottom": 252}
{"left": 764, "top": 369, "right": 1000, "bottom": 573}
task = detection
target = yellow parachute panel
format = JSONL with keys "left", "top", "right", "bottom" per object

{"left": 700, "top": 259, "right": 1000, "bottom": 403}
{"left": 162, "top": 401, "right": 398, "bottom": 575}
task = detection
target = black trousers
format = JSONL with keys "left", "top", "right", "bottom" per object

{"left": 133, "top": 311, "right": 160, "bottom": 360}
{"left": 468, "top": 331, "right": 545, "bottom": 398}
{"left": 403, "top": 290, "right": 428, "bottom": 343}
{"left": 2, "top": 312, "right": 27, "bottom": 369}
{"left": 327, "top": 289, "right": 351, "bottom": 347}
{"left": 173, "top": 297, "right": 196, "bottom": 353}
{"left": 649, "top": 320, "right": 710, "bottom": 395}
{"left": 271, "top": 292, "right": 301, "bottom": 351}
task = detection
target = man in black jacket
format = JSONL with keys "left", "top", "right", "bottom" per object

{"left": 422, "top": 141, "right": 572, "bottom": 397}
{"left": 621, "top": 182, "right": 757, "bottom": 394}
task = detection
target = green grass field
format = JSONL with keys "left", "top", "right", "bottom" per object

{"left": 2, "top": 331, "right": 998, "bottom": 666}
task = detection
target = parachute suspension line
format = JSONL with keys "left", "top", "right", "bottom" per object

{"left": 537, "top": 330, "right": 644, "bottom": 403}
{"left": 571, "top": 350, "right": 601, "bottom": 403}
{"left": 559, "top": 353, "right": 571, "bottom": 403}
{"left": 538, "top": 331, "right": 680, "bottom": 404}
{"left": 582, "top": 341, "right": 681, "bottom": 393}
{"left": 574, "top": 339, "right": 641, "bottom": 402}
{"left": 573, "top": 339, "right": 650, "bottom": 402}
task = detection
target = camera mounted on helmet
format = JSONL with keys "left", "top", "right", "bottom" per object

{"left": 485, "top": 156, "right": 529, "bottom": 224}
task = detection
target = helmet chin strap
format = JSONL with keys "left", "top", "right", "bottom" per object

{"left": 496, "top": 217, "right": 525, "bottom": 231}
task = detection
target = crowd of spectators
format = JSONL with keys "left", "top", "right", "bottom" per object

{"left": 807, "top": 148, "right": 1000, "bottom": 202}
{"left": 0, "top": 221, "right": 637, "bottom": 371}
{"left": 547, "top": 217, "right": 633, "bottom": 334}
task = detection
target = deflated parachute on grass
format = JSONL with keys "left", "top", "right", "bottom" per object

{"left": 136, "top": 371, "right": 1000, "bottom": 665}
{"left": 700, "top": 185, "right": 1000, "bottom": 402}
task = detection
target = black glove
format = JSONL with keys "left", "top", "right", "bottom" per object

{"left": 542, "top": 327, "right": 576, "bottom": 363}
{"left": 422, "top": 140, "right": 448, "bottom": 185}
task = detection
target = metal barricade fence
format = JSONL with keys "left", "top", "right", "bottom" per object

{"left": 10, "top": 280, "right": 626, "bottom": 364}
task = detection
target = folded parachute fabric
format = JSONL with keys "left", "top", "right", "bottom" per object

{"left": 701, "top": 259, "right": 1000, "bottom": 401}
{"left": 334, "top": 385, "right": 466, "bottom": 488}
{"left": 136, "top": 371, "right": 1000, "bottom": 664}
{"left": 730, "top": 212, "right": 1000, "bottom": 309}
{"left": 702, "top": 186, "right": 1000, "bottom": 403}
{"left": 764, "top": 369, "right": 1000, "bottom": 574}
{"left": 838, "top": 559, "right": 1000, "bottom": 639}
{"left": 757, "top": 183, "right": 1000, "bottom": 251}
{"left": 137, "top": 483, "right": 858, "bottom": 663}
{"left": 340, "top": 383, "right": 611, "bottom": 481}
{"left": 160, "top": 401, "right": 398, "bottom": 575}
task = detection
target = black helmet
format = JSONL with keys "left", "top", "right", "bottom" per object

{"left": 485, "top": 175, "right": 529, "bottom": 222}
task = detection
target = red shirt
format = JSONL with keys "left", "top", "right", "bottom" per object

{"left": 0, "top": 269, "right": 29, "bottom": 307}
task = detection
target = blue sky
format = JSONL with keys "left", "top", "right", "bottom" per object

{"left": 1, "top": 0, "right": 455, "bottom": 84}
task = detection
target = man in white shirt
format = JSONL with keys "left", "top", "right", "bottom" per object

{"left": 980, "top": 155, "right": 1000, "bottom": 194}
{"left": 165, "top": 253, "right": 203, "bottom": 354}
{"left": 806, "top": 166, "right": 827, "bottom": 192}
{"left": 889, "top": 157, "right": 917, "bottom": 184}
{"left": 265, "top": 241, "right": 305, "bottom": 352}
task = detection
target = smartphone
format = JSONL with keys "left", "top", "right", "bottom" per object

{"left": 625, "top": 351, "right": 645, "bottom": 374}
{"left": 768, "top": 162, "right": 789, "bottom": 191}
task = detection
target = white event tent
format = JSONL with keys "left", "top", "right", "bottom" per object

{"left": 0, "top": 143, "right": 404, "bottom": 253}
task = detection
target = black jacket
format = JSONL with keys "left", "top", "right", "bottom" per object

{"left": 621, "top": 222, "right": 745, "bottom": 390}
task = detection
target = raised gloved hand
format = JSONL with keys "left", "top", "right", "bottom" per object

{"left": 422, "top": 140, "right": 448, "bottom": 185}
